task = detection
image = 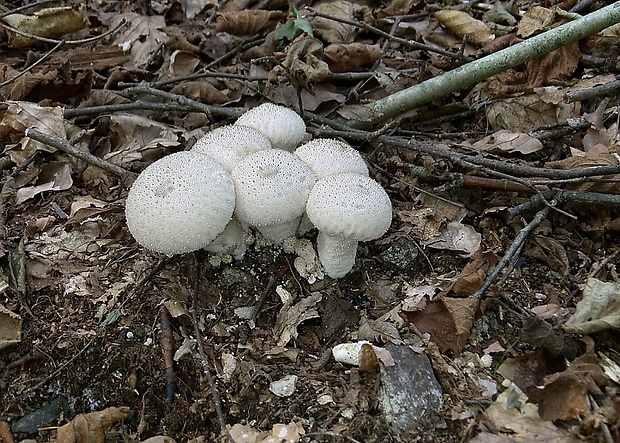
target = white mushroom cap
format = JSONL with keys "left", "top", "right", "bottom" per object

{"left": 295, "top": 138, "right": 368, "bottom": 180}
{"left": 306, "top": 173, "right": 392, "bottom": 278}
{"left": 125, "top": 151, "right": 235, "bottom": 255}
{"left": 191, "top": 124, "right": 272, "bottom": 173}
{"left": 232, "top": 149, "right": 316, "bottom": 244}
{"left": 235, "top": 103, "right": 306, "bottom": 151}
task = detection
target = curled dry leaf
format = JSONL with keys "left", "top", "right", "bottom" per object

{"left": 472, "top": 130, "right": 544, "bottom": 156}
{"left": 564, "top": 278, "right": 620, "bottom": 334}
{"left": 271, "top": 37, "right": 331, "bottom": 86}
{"left": 54, "top": 406, "right": 129, "bottom": 443}
{"left": 310, "top": 0, "right": 361, "bottom": 44}
{"left": 215, "top": 10, "right": 287, "bottom": 36}
{"left": 434, "top": 10, "right": 495, "bottom": 47}
{"left": 1, "top": 4, "right": 90, "bottom": 48}
{"left": 323, "top": 43, "right": 381, "bottom": 73}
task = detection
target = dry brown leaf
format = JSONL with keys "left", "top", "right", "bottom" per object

{"left": 54, "top": 406, "right": 129, "bottom": 443}
{"left": 523, "top": 235, "right": 570, "bottom": 276}
{"left": 472, "top": 130, "right": 544, "bottom": 156}
{"left": 15, "top": 162, "right": 73, "bottom": 204}
{"left": 323, "top": 43, "right": 381, "bottom": 73}
{"left": 310, "top": 1, "right": 361, "bottom": 44}
{"left": 434, "top": 10, "right": 495, "bottom": 46}
{"left": 545, "top": 154, "right": 620, "bottom": 194}
{"left": 524, "top": 43, "right": 580, "bottom": 89}
{"left": 471, "top": 385, "right": 580, "bottom": 442}
{"left": 274, "top": 293, "right": 322, "bottom": 347}
{"left": 517, "top": 6, "right": 555, "bottom": 38}
{"left": 448, "top": 249, "right": 495, "bottom": 297}
{"left": 1, "top": 4, "right": 90, "bottom": 48}
{"left": 527, "top": 341, "right": 609, "bottom": 421}
{"left": 215, "top": 10, "right": 286, "bottom": 36}
{"left": 582, "top": 22, "right": 620, "bottom": 58}
{"left": 519, "top": 316, "right": 581, "bottom": 358}
{"left": 272, "top": 37, "right": 330, "bottom": 86}
{"left": 564, "top": 278, "right": 620, "bottom": 334}
{"left": 404, "top": 296, "right": 478, "bottom": 354}
{"left": 170, "top": 80, "right": 229, "bottom": 104}
{"left": 497, "top": 349, "right": 567, "bottom": 393}
{"left": 486, "top": 94, "right": 559, "bottom": 132}
{"left": 101, "top": 13, "right": 167, "bottom": 68}
{"left": 359, "top": 343, "right": 380, "bottom": 373}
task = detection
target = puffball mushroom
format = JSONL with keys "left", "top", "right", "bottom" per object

{"left": 235, "top": 103, "right": 306, "bottom": 151}
{"left": 306, "top": 173, "right": 392, "bottom": 278}
{"left": 125, "top": 151, "right": 235, "bottom": 255}
{"left": 295, "top": 138, "right": 368, "bottom": 180}
{"left": 191, "top": 124, "right": 272, "bottom": 173}
{"left": 232, "top": 149, "right": 316, "bottom": 244}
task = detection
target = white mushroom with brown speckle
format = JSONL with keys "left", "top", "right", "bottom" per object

{"left": 235, "top": 103, "right": 306, "bottom": 151}
{"left": 305, "top": 173, "right": 392, "bottom": 278}
{"left": 191, "top": 124, "right": 272, "bottom": 173}
{"left": 232, "top": 149, "right": 316, "bottom": 244}
{"left": 125, "top": 151, "right": 235, "bottom": 255}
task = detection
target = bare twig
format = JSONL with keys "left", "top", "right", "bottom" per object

{"left": 473, "top": 206, "right": 551, "bottom": 299}
{"left": 118, "top": 85, "right": 244, "bottom": 118}
{"left": 191, "top": 255, "right": 234, "bottom": 443}
{"left": 565, "top": 79, "right": 620, "bottom": 102}
{"left": 64, "top": 102, "right": 199, "bottom": 118}
{"left": 0, "top": 41, "right": 64, "bottom": 88}
{"left": 24, "top": 128, "right": 132, "bottom": 178}
{"left": 0, "top": 0, "right": 58, "bottom": 19}
{"left": 160, "top": 306, "right": 176, "bottom": 404}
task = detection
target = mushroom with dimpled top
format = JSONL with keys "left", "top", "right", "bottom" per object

{"left": 232, "top": 149, "right": 316, "bottom": 244}
{"left": 235, "top": 103, "right": 306, "bottom": 152}
{"left": 191, "top": 124, "right": 272, "bottom": 173}
{"left": 294, "top": 138, "right": 368, "bottom": 180}
{"left": 125, "top": 151, "right": 235, "bottom": 255}
{"left": 305, "top": 173, "right": 392, "bottom": 278}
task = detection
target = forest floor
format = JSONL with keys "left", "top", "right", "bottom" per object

{"left": 1, "top": 0, "right": 620, "bottom": 442}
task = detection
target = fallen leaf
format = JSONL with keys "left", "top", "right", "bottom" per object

{"left": 472, "top": 130, "right": 544, "bottom": 156}
{"left": 1, "top": 5, "right": 90, "bottom": 48}
{"left": 324, "top": 43, "right": 381, "bottom": 72}
{"left": 215, "top": 10, "right": 286, "bottom": 36}
{"left": 53, "top": 406, "right": 129, "bottom": 443}
{"left": 471, "top": 384, "right": 579, "bottom": 442}
{"left": 274, "top": 293, "right": 322, "bottom": 347}
{"left": 564, "top": 278, "right": 620, "bottom": 334}
{"left": 486, "top": 94, "right": 559, "bottom": 132}
{"left": 310, "top": 1, "right": 360, "bottom": 44}
{"left": 434, "top": 10, "right": 495, "bottom": 46}
{"left": 15, "top": 162, "right": 73, "bottom": 204}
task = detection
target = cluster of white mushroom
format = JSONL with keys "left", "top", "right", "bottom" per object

{"left": 124, "top": 103, "right": 392, "bottom": 279}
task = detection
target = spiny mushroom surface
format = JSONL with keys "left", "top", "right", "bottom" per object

{"left": 125, "top": 151, "right": 235, "bottom": 255}
{"left": 191, "top": 124, "right": 272, "bottom": 173}
{"left": 232, "top": 149, "right": 316, "bottom": 244}
{"left": 306, "top": 173, "right": 392, "bottom": 278}
{"left": 295, "top": 138, "right": 368, "bottom": 180}
{"left": 235, "top": 103, "right": 306, "bottom": 151}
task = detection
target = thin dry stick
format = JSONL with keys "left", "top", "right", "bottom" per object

{"left": 0, "top": 41, "right": 63, "bottom": 88}
{"left": 160, "top": 306, "right": 176, "bottom": 405}
{"left": 473, "top": 206, "right": 551, "bottom": 300}
{"left": 0, "top": 0, "right": 57, "bottom": 19}
{"left": 191, "top": 256, "right": 234, "bottom": 443}
{"left": 64, "top": 102, "right": 198, "bottom": 118}
{"left": 24, "top": 128, "right": 132, "bottom": 177}
{"left": 119, "top": 85, "right": 244, "bottom": 118}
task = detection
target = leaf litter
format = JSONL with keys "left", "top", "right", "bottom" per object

{"left": 1, "top": 0, "right": 620, "bottom": 442}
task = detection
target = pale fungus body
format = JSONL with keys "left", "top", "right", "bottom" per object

{"left": 191, "top": 124, "right": 272, "bottom": 173}
{"left": 235, "top": 103, "right": 306, "bottom": 151}
{"left": 232, "top": 149, "right": 316, "bottom": 244}
{"left": 295, "top": 138, "right": 368, "bottom": 180}
{"left": 306, "top": 173, "right": 392, "bottom": 278}
{"left": 125, "top": 151, "right": 235, "bottom": 255}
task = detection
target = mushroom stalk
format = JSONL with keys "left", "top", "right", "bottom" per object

{"left": 316, "top": 231, "right": 358, "bottom": 279}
